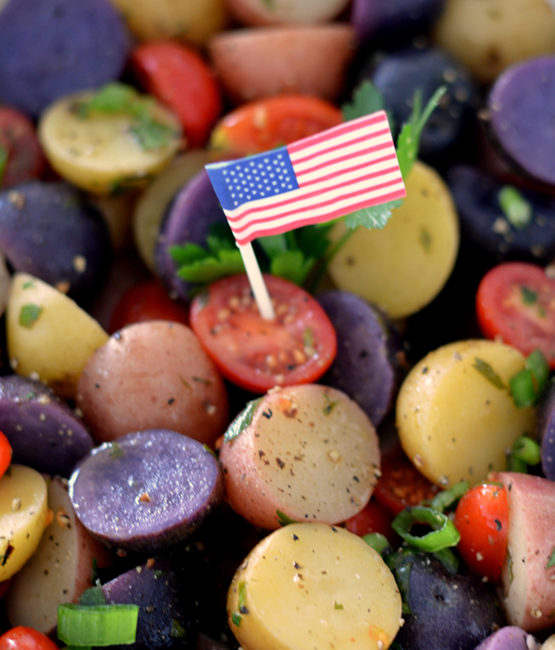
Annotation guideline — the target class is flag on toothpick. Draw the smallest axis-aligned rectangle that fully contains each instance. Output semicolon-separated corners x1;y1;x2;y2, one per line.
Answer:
205;110;406;319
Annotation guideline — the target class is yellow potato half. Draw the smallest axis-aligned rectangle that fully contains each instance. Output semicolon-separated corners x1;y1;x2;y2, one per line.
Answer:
0;465;48;582
327;161;459;319
6;273;109;399
396;340;536;488
39;90;182;195
228;523;402;650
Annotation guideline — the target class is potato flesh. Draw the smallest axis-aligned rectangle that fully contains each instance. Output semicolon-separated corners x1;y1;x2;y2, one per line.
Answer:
396;340;535;488
6;273;109;400
220;385;380;529
228;523;402;650
433;0;555;84
38;91;182;194
5;477;112;634
0;465;48;582
327;161;459;319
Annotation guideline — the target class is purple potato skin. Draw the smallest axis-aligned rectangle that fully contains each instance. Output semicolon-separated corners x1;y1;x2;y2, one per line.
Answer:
488;57;555;186
155;170;229;304
535;382;555;481
316;290;406;427
472;627;539;650
351;0;445;45
0;181;112;305
69;429;224;554
0;0;130;118
102;556;198;650
0;375;94;476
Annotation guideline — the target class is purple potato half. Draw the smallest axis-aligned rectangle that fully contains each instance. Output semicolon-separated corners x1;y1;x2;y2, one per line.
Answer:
535;382;555;481
102;555;199;650
472;626;540;650
317;290;406;427
155;169;229;304
487;56;555;186
0;181;112;305
0;375;94;476
69;429;224;554
0;0;130;118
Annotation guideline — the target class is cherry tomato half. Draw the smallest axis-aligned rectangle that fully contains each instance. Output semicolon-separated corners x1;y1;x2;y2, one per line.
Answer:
344;498;399;546
454;482;508;583
189;274;337;393
373;444;440;515
109;278;189;333
209;95;343;156
0;430;12;480
0;107;45;188
131;41;222;148
476;262;555;368
0;627;59;650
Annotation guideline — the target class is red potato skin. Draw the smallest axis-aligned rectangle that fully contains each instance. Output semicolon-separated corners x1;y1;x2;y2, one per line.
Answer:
492;471;555;632
76;321;229;447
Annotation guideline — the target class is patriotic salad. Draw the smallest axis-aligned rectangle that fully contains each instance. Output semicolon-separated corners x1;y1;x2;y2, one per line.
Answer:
1;1;555;650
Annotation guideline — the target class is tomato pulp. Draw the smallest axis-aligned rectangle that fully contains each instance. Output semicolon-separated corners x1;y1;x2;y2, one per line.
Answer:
190;274;337;393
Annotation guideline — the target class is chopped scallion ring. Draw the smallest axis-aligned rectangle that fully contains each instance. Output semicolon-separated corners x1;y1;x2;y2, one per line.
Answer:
391;506;460;552
57;604;139;647
362;532;391;555
430;481;469;513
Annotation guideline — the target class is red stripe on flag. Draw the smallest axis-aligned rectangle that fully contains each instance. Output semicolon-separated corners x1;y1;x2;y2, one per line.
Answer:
287;112;387;154
229;177;404;233
233;189;407;245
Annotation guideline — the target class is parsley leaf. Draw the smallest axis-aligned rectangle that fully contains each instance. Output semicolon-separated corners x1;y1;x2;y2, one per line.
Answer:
19;303;43;328
344;199;404;230
270;250;313;285
277;510;297;526
224;397;263;444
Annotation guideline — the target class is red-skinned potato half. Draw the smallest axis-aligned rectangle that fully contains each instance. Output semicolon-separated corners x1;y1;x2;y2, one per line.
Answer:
131;40;222;148
476;262;555;368
209;94;343;155
189;273;337;393
0;107;45;188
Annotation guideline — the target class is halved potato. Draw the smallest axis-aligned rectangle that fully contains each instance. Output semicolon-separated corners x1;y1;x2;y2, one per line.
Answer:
6;273;109;399
0;465;48;582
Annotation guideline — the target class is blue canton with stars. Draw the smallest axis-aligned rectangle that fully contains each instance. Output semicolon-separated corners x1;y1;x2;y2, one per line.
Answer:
205;147;299;212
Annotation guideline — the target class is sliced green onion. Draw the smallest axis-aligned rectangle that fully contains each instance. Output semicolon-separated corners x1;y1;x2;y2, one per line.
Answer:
57;604;139;647
433;548;459;574
526;349;550;391
498;185;533;229
430;481;469;513
391;506;460;552
362;532;391;555
509;349;550;408
508;436;541;472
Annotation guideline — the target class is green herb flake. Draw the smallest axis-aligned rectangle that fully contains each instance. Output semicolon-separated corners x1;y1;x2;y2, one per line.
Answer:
323;393;340;416
333;602;344;610
277;510;297;526
231;611;242;627
499;185;533;230
179;374;191;390
520;285;538;305
419;228;432;252
342;81;386;123
130;118;176;151
472;358;507;390
19;303;43;328
193;376;212;385
259;0;275;10
170;619;186;639
21;280;35;289
238;581;247;610
0;144;7;185
547;547;555;569
224;397;263;444
109;443;125;459
303;327;314;351
203;444;217;458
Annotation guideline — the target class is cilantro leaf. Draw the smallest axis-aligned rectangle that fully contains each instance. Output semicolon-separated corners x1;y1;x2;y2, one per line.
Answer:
169;243;209;266
344;199;404;230
256;233;288;258
176;249;244;283
270;250;314;285
342;81;385;121
19;303;43;328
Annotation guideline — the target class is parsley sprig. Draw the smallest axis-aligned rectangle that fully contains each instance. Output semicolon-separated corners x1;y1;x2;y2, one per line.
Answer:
75;82;178;151
171;81;445;293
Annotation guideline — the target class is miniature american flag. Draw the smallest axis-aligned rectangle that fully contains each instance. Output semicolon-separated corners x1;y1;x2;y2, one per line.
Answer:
205;110;406;246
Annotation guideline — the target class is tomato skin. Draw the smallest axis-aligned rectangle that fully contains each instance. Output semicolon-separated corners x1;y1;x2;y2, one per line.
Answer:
0;107;45;188
345;498;399;546
454;483;508;583
209;95;343;156
131;41;222;148
108;279;189;333
476;262;555;368
190;274;337;393
0;430;12;480
0;627;59;650
373;444;440;515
